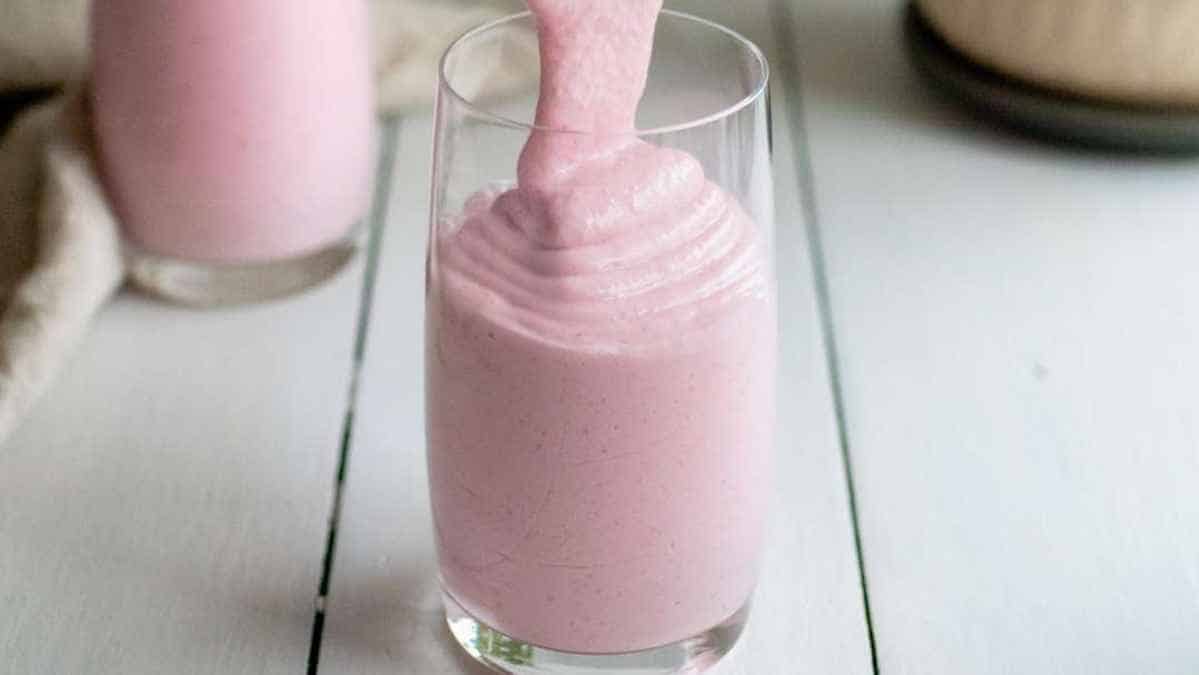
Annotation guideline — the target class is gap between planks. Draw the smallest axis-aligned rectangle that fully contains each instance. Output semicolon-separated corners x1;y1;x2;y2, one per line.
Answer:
307;118;404;675
770;2;882;672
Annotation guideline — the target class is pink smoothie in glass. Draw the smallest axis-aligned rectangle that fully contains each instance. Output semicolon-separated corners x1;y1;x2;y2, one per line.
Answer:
90;0;375;263
427;0;775;654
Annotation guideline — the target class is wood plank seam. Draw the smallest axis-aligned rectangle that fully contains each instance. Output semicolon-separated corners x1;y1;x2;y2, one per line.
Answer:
771;3;882;672
307;118;404;675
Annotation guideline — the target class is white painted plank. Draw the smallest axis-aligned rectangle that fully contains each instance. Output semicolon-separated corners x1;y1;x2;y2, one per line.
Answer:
787;0;1199;673
319;2;875;673
0;221;367;669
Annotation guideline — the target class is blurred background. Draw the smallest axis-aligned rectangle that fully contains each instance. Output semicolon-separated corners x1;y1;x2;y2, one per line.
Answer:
2;1;1197;674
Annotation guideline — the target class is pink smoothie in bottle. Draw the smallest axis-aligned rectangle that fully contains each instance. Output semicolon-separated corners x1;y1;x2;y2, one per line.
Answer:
427;0;775;654
90;0;375;263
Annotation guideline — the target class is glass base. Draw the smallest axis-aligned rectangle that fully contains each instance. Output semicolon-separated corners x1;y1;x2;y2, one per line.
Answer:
443;590;749;675
125;230;362;307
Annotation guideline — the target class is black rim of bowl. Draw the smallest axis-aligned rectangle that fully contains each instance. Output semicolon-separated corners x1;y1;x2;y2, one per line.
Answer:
904;2;1199;155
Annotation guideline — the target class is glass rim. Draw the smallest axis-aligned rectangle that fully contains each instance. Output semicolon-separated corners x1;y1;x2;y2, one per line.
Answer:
437;9;771;137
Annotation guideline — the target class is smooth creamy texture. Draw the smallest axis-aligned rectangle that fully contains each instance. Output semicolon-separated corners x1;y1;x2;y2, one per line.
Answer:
428;0;774;653
918;0;1199;107
92;0;375;262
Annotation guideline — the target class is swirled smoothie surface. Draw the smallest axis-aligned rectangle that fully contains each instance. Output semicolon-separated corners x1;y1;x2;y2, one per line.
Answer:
429;0;774;653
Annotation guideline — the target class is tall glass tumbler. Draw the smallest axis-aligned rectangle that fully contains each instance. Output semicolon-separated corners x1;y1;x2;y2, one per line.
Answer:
426;11;776;674
90;0;376;306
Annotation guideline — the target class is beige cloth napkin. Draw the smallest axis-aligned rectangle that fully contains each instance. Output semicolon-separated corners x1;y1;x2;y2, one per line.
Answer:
0;91;123;437
0;0;531;445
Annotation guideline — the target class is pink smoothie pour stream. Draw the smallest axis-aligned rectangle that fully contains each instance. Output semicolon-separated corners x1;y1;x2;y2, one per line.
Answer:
428;0;775;654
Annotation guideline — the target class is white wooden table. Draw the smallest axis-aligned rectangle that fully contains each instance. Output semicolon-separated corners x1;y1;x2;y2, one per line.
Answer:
4;0;1197;673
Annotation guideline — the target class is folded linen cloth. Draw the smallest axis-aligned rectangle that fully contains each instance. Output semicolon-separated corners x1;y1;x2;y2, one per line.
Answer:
0;90;123;438
0;0;89;93
0;0;531;445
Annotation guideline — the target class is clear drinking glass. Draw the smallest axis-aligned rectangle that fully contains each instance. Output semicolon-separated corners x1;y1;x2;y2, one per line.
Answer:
90;0;376;306
427;10;775;674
